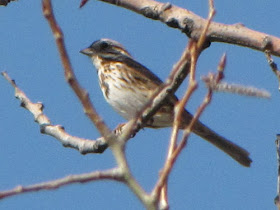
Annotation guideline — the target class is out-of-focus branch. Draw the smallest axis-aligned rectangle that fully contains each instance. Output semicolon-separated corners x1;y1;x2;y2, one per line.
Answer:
203;77;271;98
80;0;280;57
0;168;123;200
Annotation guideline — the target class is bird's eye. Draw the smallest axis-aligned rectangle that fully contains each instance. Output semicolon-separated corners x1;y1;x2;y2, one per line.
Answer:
100;42;109;50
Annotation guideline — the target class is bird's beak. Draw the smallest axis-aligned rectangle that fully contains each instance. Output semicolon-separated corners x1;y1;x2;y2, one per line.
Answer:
80;47;94;56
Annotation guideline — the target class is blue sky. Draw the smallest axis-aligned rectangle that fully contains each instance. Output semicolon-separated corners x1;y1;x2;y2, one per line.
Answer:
1;0;280;209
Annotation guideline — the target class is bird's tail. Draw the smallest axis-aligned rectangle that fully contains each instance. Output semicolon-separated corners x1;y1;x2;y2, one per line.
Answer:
183;112;252;167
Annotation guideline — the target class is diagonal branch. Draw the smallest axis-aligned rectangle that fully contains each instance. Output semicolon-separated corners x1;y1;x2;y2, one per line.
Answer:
42;0;113;144
1;71;108;154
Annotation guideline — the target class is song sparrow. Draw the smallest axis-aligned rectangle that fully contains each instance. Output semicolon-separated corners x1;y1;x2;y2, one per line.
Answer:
80;38;251;167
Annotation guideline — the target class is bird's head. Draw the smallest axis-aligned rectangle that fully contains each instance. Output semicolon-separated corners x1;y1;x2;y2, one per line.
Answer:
80;38;131;59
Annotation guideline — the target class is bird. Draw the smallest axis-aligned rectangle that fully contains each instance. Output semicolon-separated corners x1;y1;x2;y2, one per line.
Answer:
80;38;252;167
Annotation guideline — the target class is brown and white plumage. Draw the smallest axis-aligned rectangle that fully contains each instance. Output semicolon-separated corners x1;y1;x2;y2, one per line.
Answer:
80;38;252;167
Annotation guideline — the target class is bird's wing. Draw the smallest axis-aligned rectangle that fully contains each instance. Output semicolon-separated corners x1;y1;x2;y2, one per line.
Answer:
114;55;164;86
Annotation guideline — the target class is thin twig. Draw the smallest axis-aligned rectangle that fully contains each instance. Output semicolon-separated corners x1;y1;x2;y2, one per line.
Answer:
0;168;123;200
203;78;271;98
153;2;216;206
174;47;225;168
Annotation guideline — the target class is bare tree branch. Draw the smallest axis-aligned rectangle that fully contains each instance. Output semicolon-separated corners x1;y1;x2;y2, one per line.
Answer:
80;0;280;57
1;71;108;154
0;168;123;200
